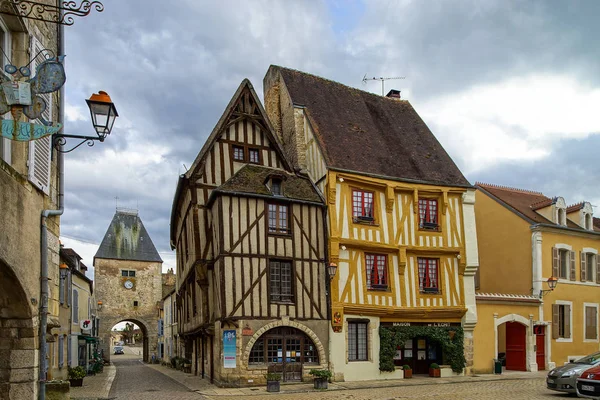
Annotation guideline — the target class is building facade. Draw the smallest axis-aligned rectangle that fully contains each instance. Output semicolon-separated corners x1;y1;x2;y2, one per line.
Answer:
94;209;163;363
0;11;62;400
264;66;479;380
170;80;328;386
473;183;600;373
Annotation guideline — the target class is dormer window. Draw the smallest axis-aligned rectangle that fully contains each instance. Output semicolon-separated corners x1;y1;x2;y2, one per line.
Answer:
585;213;593;230
271;178;282;196
558;208;566;226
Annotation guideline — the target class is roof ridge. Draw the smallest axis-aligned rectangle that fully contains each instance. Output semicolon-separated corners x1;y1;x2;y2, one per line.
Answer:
274;65;409;103
530;197;555;210
476;182;544;195
566;201;585;212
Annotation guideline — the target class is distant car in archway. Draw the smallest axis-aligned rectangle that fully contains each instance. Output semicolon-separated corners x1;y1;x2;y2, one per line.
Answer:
113;346;124;355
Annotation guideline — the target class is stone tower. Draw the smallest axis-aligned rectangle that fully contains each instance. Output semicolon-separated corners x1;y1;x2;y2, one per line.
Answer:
94;209;163;362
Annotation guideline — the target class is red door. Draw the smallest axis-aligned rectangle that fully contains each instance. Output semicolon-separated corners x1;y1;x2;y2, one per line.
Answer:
505;322;526;371
535;325;545;370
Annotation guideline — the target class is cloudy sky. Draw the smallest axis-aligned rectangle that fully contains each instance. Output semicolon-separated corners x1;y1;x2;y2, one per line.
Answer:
59;0;600;280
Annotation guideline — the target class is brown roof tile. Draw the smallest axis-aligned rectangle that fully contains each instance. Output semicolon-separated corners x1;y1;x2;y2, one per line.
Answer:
566;202;585;213
475;183;552;224
273;66;470;188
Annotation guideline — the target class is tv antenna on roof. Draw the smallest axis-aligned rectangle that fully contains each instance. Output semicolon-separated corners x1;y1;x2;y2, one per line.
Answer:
362;74;406;96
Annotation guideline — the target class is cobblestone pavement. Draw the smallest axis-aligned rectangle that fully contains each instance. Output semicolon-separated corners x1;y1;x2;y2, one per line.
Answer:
202;378;569;400
109;357;204;400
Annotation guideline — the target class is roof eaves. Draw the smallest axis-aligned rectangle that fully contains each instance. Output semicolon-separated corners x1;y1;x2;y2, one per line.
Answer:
475;185;537;225
332;166;474;189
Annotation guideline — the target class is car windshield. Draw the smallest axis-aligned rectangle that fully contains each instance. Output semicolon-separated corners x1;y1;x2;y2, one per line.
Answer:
114;346;122;350
574;352;600;365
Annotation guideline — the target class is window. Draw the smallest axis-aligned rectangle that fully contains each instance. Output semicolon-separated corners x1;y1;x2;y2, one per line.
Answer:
248;327;319;367
557;208;566;226
552;303;571;339
249;148;260;163
72;290;79;324
585;306;598;340
586;214;593;230
122;270;135;277
58;336;64;368
559;249;569;279
418;199;438;229
352;190;374;222
133;301;139;307
582;252;596;282
269;260;293;303
348;321;368;361
418;258;439;293
365;254;388;289
233;145;244;161
0;18;11;164
270;178;282;195
268;203;289;234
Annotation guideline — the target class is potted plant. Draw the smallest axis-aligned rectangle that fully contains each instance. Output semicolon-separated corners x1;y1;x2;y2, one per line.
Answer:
265;372;281;392
403;364;412;379
309;369;332;389
68;366;86;387
429;363;441;378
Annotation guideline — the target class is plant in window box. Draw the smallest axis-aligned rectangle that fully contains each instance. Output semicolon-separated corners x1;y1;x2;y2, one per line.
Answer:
422;287;439;294
421;221;438;230
68;366;86;387
403;364;413;378
429;363;441;378
355;215;374;224
309;369;332;389
265;373;281;392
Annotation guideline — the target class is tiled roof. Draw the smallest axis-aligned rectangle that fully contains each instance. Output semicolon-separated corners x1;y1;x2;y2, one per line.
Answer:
273;66;471;188
214;165;323;204
95;210;163;263
594;217;600;230
566;202;585;213
475;183;552;224
476;292;541;303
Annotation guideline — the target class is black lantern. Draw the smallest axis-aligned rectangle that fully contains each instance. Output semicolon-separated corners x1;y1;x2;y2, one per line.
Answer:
547;276;558;291
327;263;338;280
86;90;118;141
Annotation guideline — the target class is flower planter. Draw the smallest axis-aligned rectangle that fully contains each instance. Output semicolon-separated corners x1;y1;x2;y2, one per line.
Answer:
266;380;280;392
429;368;441;378
314;377;328;389
404;369;412;378
46;380;70;400
69;378;83;387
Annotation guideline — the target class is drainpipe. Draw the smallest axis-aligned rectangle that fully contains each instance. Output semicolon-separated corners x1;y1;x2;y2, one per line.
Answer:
39;14;65;400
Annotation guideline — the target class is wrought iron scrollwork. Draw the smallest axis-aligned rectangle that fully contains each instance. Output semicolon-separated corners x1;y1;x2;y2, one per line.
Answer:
0;1;104;26
53;134;97;153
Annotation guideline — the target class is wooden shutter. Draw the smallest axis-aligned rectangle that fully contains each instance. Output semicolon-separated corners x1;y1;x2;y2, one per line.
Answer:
552;247;559;277
552;304;560;339
581;252;587;282
597;255;600;284
569;251;576;281
564;304;571;338
72;290;78;323
58;336;64;368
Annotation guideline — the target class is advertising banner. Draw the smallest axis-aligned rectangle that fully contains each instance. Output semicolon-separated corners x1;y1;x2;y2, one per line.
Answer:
223;330;236;368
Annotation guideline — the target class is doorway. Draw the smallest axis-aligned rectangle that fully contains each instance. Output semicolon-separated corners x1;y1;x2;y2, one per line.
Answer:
534;325;545;371
505;322;526;371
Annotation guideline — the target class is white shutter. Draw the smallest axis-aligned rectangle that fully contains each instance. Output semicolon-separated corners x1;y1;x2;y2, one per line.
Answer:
27;34;53;194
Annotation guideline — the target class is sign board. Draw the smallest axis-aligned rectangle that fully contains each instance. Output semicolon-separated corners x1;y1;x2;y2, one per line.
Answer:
381;322;461;327
223;330;236;368
80;319;92;334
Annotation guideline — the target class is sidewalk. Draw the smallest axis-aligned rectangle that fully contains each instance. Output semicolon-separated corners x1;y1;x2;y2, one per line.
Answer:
144;364;547;397
69;364;116;400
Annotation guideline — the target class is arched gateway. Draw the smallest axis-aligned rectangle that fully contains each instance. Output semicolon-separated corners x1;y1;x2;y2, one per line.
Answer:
94;209;163;363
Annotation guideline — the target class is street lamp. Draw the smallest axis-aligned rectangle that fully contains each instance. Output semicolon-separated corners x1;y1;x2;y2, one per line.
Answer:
53;91;118;152
97;301;103;311
537;276;559;298
327;262;338;281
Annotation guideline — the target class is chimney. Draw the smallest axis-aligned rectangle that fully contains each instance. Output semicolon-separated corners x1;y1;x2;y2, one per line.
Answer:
386;89;401;99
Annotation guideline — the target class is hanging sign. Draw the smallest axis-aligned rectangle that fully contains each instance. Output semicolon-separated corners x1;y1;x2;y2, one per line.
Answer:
80;319;92;334
1;120;62;141
223;330;236;368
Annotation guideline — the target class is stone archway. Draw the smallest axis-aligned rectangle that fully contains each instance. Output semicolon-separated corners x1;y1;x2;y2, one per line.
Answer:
243;320;327;369
495;314;536;372
0;260;36;400
101;317;154;364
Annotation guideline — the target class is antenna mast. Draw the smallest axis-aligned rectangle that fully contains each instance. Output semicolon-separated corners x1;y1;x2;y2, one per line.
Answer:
362;74;406;96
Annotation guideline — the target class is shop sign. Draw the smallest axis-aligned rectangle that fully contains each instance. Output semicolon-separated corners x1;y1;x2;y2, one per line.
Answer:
242;324;253;336
384;322;460;327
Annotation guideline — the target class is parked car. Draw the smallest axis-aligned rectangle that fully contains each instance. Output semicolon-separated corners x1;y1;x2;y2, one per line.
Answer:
577;364;600;399
547;352;600;394
113;346;124;355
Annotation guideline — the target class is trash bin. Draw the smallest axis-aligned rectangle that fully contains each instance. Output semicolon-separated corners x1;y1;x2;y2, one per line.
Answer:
493;359;502;374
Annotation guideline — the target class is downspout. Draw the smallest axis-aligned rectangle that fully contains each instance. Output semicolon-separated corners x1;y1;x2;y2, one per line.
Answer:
39;12;65;400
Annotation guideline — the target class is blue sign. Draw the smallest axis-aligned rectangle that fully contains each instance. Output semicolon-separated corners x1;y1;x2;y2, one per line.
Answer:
1;119;61;141
223;330;236;368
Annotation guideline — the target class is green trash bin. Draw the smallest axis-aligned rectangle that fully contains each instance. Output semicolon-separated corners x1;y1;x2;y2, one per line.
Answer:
493;359;502;374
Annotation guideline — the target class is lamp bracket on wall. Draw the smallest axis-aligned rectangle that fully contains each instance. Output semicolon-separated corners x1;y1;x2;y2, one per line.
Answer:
0;0;104;26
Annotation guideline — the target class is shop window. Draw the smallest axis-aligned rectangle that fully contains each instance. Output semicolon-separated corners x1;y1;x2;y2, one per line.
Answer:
233;145;244;161
418;258;439;293
585;306;598;340
248;327;319;370
269;260;293;303
249;148;260;163
552;303;571;339
122;270;135;277
352;189;374;223
268;203;289;234
365;254;387;290
348;321;368;361
418;198;438;230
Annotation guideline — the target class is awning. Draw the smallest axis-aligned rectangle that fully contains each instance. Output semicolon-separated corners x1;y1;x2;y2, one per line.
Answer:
78;335;99;343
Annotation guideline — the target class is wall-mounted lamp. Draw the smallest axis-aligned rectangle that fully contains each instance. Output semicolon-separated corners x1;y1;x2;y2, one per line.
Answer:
537;276;559;298
97;301;103;311
327;263;338;281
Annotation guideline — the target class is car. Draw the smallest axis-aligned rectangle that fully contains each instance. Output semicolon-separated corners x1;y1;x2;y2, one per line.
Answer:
577;364;600;399
547;351;600;394
113;346;124;355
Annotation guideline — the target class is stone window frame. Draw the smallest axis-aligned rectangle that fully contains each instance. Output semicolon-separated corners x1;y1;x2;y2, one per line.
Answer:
583;303;599;343
554;300;573;343
345;318;372;363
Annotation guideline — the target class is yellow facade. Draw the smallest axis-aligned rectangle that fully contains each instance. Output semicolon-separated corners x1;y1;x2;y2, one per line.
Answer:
474;185;600;373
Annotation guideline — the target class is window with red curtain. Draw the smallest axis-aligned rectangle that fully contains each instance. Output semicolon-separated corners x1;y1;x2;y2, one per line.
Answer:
365;254;387;289
418;199;438;229
418;258;439;293
353;190;374;221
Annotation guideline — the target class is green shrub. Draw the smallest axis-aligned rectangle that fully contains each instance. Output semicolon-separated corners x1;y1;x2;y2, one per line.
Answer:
67;366;86;379
402;364;412;370
430;363;440;369
264;373;281;381
309;369;332;379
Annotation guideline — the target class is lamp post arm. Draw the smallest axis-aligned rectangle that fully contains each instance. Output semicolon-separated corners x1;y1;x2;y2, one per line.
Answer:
52;133;103;153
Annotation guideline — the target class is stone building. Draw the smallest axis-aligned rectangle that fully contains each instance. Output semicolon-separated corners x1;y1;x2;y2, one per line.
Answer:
94;209;163;363
0;10;62;400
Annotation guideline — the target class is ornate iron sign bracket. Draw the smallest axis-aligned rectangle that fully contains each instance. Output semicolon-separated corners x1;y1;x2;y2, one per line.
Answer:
0;0;104;26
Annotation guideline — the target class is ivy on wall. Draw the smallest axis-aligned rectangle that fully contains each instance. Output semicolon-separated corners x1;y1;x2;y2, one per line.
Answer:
379;326;466;373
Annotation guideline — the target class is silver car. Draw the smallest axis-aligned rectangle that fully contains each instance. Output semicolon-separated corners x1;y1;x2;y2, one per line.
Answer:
547;352;600;394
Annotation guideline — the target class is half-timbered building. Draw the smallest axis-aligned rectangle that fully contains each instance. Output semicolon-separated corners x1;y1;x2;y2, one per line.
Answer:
264;66;479;380
170;80;328;386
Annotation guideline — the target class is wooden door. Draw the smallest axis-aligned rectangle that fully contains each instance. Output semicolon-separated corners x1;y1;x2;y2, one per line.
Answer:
505;322;526;371
535;325;545;370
